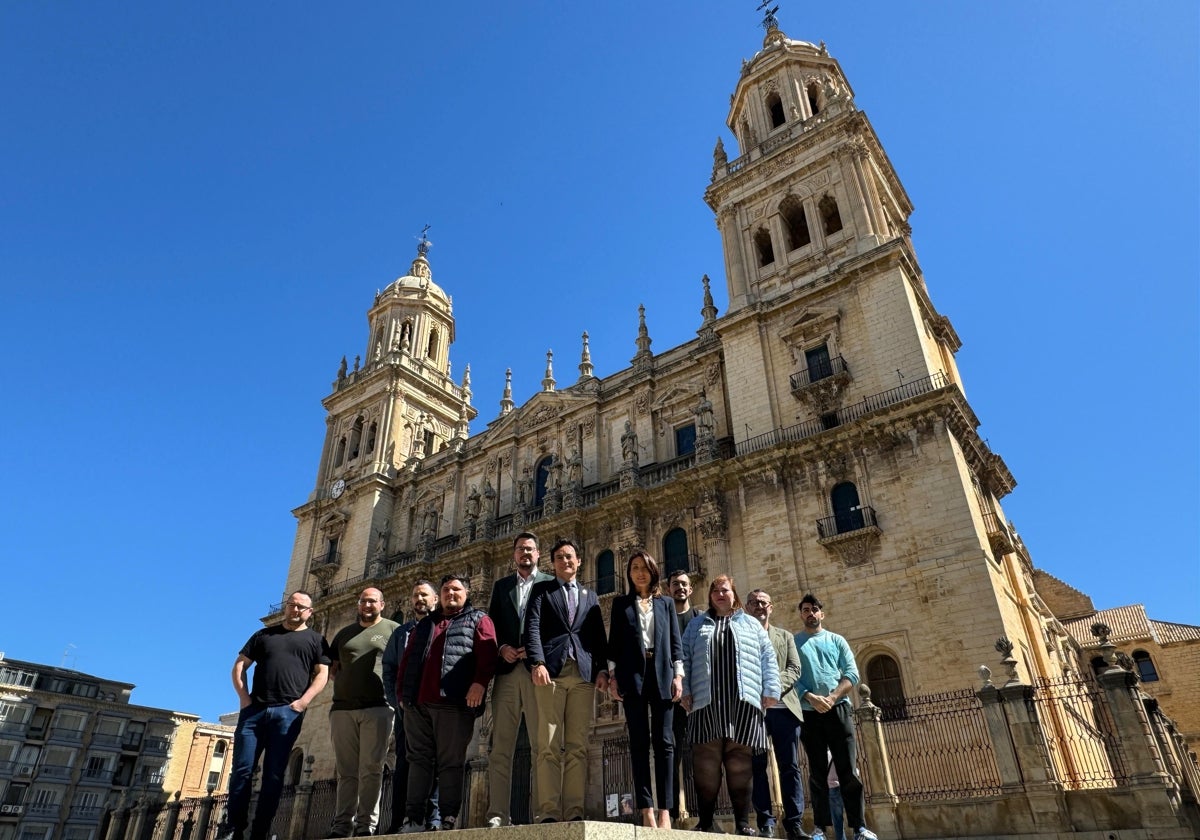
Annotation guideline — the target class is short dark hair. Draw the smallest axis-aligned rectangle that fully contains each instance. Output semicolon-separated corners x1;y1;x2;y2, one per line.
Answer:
550;538;581;559
514;531;539;549
799;592;823;611
626;550;662;596
440;573;471;591
667;569;691;583
413;579;436;592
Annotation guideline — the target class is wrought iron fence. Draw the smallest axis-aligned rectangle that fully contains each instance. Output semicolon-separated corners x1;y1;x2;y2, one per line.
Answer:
1032;674;1128;789
875;689;1001;799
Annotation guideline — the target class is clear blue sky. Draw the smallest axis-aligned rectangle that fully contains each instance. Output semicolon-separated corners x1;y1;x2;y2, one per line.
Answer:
2;2;1196;722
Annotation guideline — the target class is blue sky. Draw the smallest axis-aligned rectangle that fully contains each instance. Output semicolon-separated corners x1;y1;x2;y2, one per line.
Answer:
1;2;1196;722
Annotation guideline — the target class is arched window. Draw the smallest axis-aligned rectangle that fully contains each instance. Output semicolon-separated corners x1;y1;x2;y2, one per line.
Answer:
831;482;864;534
806;82;822;116
333;437;347;468
1090;656;1108;676
780;197;811;250
663;528;689;575
596;550;616;596
400;320;413;347
754;227;775;267
534;456;553;507
766;92;786;129
819;194;843;235
426;329;440;360
213;740;227;758
348;417;364;460
366;422;378;454
865;654;906;720
1132;650;1159;682
286;750;304;786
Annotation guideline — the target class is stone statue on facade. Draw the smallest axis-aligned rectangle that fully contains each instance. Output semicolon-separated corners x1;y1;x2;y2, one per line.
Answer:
621;420;639;468
565;446;582;486
372;521;390;561
422;504;439;537
465;485;481;520
696;390;715;442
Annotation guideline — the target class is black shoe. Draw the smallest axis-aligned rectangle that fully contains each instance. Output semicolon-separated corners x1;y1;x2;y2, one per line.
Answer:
540;818;557;824
570;817;583;822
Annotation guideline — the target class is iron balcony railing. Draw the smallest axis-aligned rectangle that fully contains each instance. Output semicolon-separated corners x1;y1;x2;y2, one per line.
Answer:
817;506;879;539
789;354;850;391
37;764;72;780
143;737;170;755
738;372;948;458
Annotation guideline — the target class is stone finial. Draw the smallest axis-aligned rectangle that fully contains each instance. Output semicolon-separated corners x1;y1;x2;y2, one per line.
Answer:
995;636;1020;686
337;356;348;380
499;368;514;416
978;665;993;688
353;355;361;372
857;682;876;707
701;274;718;325
578;331;595;381
542;350;557;392
462;363;472;400
1091;621;1119;669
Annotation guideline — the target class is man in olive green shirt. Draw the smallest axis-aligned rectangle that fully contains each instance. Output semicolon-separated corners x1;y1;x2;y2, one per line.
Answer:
329;587;399;837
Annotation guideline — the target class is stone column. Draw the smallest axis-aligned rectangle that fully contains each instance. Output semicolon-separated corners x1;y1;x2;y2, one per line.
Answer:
160;794;181;840
195;793;217;840
852;689;898;839
976;684;1023;791
996;682;1069;833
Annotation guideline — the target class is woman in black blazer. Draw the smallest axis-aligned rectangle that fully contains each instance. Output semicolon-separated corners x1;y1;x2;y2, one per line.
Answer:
607;550;683;828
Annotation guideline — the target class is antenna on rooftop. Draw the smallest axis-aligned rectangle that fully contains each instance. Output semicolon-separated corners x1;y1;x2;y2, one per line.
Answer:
757;0;781;30
61;643;77;669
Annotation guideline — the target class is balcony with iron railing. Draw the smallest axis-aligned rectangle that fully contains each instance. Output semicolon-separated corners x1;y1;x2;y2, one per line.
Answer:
88;732;123;750
0;720;27;739
48;726;84;744
789;354;851;394
981;511;1014;555
68;805;103;822
142;736;170;756
26;801;60;818
137;769;166;786
817;506;880;540
78;766;114;786
739;372;948;458
36;764;73;781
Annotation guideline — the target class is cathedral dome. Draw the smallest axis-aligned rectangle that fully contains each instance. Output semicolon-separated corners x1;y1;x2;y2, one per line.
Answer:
381;242;450;307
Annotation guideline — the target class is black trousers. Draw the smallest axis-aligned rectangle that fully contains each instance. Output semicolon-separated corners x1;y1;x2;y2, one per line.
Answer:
799;704;865;831
621;668;676;810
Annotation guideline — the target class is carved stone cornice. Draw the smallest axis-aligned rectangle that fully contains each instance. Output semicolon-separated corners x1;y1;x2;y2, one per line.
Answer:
818;525;881;566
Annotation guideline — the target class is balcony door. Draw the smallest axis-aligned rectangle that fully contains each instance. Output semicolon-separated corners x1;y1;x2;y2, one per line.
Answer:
831;482;864;534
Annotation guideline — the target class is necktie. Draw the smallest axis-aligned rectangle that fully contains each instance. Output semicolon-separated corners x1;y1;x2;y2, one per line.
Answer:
566;583;578;624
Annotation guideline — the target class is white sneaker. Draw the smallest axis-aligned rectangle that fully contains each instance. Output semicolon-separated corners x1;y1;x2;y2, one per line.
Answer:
854;829;878;840
486;818;503;829
400;821;425;835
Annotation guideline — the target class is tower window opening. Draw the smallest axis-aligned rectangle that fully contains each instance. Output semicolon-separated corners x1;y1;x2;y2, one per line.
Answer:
349;417;364;461
766;92;786;129
781;198;811;250
820;195;843;235
366;422;378;454
426;329;440;360
1132;650;1159;682
754;228;775;267
333;437;347;467
807;82;822;116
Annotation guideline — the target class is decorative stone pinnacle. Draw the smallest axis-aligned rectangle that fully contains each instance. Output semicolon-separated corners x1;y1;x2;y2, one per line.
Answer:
633;304;653;360
499;368;514;416
1091;621;1119;669
994;637;1020;686
578;331;595;381
542;350;557;392
701;274;718;325
462;363;472;396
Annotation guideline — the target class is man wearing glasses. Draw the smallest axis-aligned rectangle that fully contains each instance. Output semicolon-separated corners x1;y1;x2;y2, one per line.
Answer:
746;589;807;840
224;591;330;840
328;587;400;837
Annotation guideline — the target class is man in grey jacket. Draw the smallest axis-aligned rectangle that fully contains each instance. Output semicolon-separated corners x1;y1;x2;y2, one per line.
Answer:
747;589;808;840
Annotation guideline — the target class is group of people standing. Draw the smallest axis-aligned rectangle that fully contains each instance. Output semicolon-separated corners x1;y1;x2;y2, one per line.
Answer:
218;531;878;840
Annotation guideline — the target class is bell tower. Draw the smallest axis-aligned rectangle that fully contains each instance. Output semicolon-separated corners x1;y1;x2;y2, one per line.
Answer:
284;234;477;599
706;25;912;312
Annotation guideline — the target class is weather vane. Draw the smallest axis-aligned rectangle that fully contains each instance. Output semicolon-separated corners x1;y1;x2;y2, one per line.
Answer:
417;224;432;255
757;0;780;31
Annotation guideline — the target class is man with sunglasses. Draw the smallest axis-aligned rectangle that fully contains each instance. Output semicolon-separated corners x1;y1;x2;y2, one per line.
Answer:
223;591;330;840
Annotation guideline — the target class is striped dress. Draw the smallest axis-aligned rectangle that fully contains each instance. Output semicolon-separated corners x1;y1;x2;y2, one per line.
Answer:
687;613;768;750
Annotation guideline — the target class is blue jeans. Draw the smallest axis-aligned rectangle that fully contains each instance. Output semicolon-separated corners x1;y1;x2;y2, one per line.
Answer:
828;787;846;840
752;708;805;835
227;703;305;840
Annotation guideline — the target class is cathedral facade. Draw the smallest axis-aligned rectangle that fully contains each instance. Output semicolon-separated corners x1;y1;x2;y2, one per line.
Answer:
275;25;1087;795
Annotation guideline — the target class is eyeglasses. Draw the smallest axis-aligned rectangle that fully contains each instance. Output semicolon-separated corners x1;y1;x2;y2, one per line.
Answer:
747;599;772;608
285;602;313;612
358;599;380;605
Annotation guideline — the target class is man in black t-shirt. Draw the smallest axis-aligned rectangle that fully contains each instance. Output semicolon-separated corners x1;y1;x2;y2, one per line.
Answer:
222;591;330;840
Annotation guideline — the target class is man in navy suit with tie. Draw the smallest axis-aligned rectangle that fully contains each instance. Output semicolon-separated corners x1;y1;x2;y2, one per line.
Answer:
523;538;610;822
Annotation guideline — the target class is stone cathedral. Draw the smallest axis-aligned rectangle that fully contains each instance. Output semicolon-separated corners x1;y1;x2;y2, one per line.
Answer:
275;23;1093;809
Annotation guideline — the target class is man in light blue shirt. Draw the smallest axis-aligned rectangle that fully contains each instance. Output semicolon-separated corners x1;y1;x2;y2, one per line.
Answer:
794;594;877;840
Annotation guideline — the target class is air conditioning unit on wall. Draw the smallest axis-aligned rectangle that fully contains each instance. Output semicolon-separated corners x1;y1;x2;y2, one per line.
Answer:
17;765;33;776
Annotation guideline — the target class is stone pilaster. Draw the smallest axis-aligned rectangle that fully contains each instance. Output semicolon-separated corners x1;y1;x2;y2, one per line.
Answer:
853;689;899;838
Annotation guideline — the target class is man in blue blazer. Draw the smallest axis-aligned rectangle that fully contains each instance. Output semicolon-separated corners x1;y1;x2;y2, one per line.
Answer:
523;538;609;822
